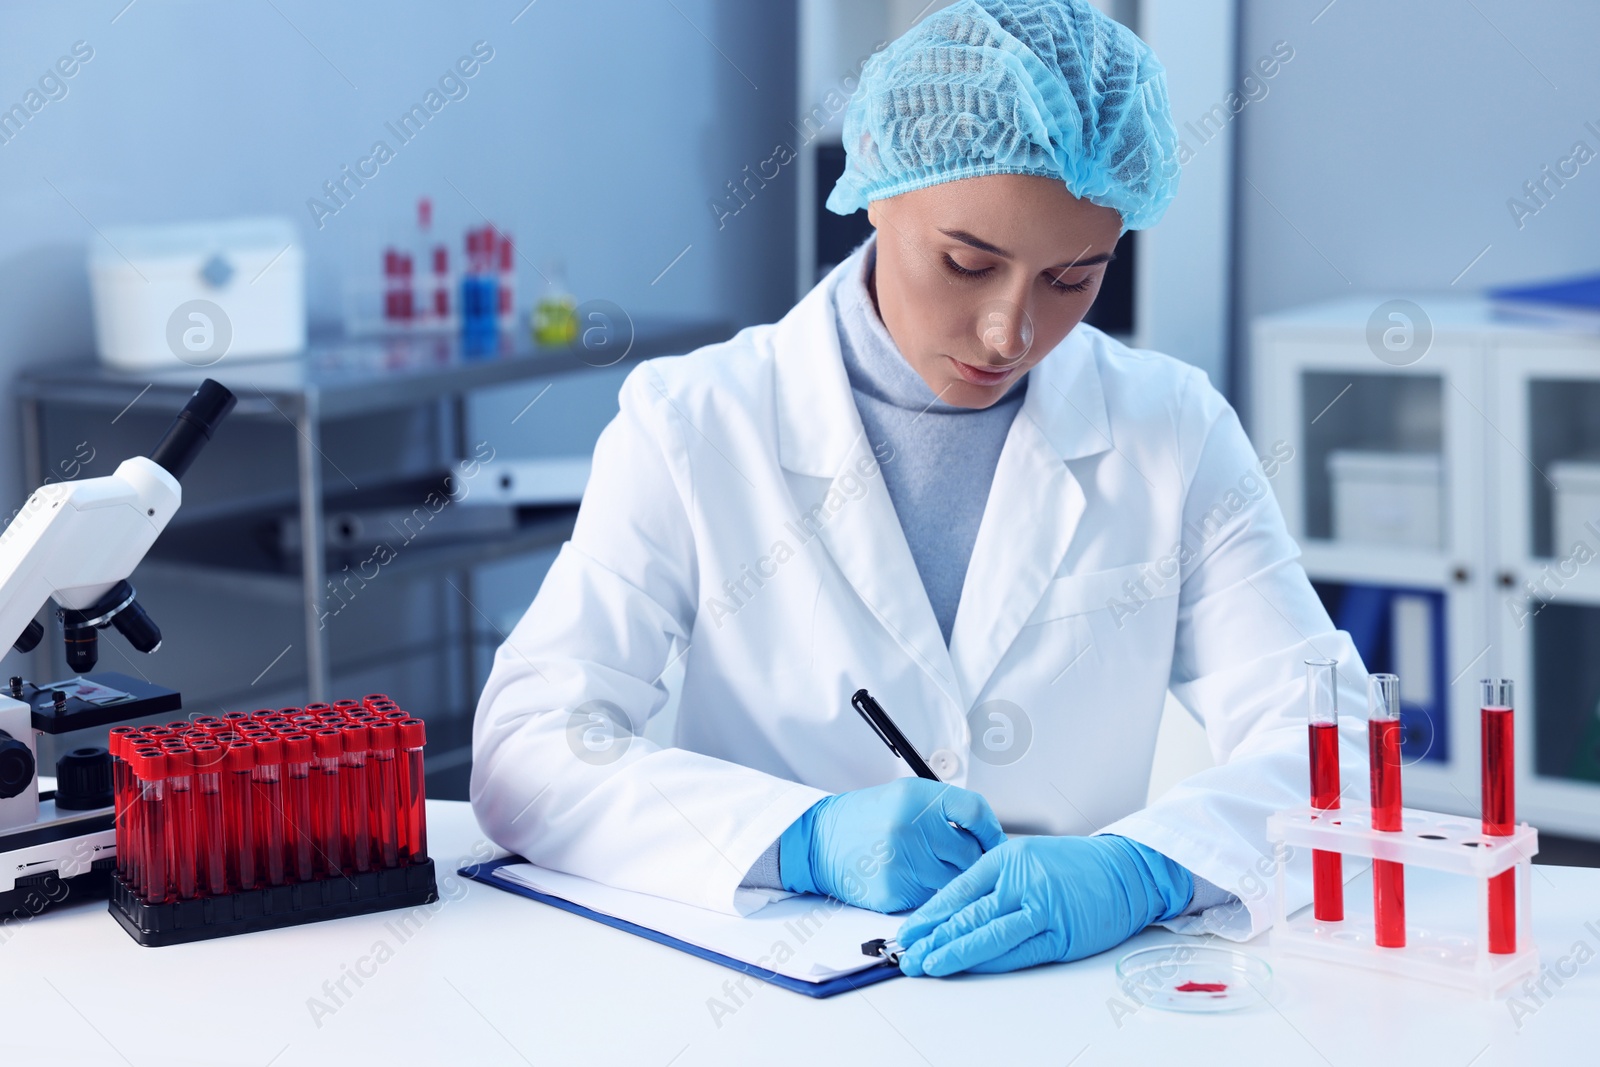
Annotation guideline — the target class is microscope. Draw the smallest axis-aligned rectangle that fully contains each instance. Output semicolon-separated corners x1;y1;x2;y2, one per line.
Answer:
0;380;234;921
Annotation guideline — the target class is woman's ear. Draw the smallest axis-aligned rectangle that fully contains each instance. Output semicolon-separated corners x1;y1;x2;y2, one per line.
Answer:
866;201;878;228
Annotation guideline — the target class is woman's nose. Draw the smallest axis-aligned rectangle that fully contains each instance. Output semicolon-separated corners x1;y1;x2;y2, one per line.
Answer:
976;296;1036;367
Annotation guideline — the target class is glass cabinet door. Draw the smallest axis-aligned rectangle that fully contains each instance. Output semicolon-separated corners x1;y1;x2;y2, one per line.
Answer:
1491;339;1600;838
1254;325;1487;813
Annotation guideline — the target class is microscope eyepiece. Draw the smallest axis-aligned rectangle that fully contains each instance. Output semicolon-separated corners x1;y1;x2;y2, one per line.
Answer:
148;378;237;481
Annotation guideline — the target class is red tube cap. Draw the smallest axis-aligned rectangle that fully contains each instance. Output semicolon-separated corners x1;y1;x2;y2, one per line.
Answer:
304;703;332;714
135;749;168;779
282;733;313;762
399;718;426;748
367;721;398;753
340;722;369;752
225;741;255;772
313;728;344;760
255;736;283;765
188;743;225;771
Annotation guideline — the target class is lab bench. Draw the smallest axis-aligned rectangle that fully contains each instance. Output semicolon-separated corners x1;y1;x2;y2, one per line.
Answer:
3;799;1594;1064
13;317;729;786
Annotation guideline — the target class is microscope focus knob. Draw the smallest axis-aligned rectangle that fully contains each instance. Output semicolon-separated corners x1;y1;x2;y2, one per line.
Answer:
0;729;35;800
55;746;113;809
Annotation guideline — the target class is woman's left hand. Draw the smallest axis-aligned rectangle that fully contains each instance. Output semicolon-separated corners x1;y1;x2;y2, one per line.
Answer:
894;834;1195;976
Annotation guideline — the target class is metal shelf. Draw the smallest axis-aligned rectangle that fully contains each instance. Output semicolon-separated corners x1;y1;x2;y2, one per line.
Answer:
17;316;730;705
13;316;726;421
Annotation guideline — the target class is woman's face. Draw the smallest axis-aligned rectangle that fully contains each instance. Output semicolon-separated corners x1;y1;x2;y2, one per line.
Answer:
867;173;1124;410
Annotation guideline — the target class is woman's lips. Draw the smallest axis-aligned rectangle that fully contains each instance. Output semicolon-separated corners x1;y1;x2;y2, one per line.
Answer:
949;356;1013;387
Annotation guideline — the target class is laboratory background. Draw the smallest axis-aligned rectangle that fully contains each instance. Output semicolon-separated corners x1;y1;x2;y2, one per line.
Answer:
3;0;1600;1062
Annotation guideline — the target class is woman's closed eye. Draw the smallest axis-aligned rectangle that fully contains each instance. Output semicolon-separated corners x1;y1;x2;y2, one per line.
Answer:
942;253;1094;294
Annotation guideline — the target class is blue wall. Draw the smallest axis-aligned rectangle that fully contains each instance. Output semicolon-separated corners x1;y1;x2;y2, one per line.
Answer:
1236;0;1600;395
0;0;797;722
0;0;799;497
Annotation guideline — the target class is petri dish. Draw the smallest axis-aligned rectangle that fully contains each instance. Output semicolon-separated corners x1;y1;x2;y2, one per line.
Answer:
1114;944;1274;1013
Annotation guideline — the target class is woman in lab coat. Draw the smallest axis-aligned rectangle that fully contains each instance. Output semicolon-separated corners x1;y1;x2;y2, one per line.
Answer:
472;0;1366;976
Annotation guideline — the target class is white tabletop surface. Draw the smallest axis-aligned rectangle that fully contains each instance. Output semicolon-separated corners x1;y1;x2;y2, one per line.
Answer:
2;800;1595;1067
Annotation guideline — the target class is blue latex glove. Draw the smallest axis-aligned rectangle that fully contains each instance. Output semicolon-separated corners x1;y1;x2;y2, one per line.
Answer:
895;835;1194;976
779;779;1007;913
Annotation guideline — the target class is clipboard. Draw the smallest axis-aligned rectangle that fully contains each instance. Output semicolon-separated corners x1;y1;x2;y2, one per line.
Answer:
461;857;903;998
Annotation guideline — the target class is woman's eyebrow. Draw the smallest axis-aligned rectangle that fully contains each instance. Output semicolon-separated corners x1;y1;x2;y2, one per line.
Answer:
938;228;1116;270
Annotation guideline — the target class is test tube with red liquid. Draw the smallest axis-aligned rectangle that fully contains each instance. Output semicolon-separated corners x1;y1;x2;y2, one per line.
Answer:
1305;658;1343;921
1481;678;1516;954
281;733;316;883
108;729;134;878
165;746;199;900
367;722;402;868
399;718;427;863
190;743;228;895
136;749;171;905
1368;673;1405;947
224;742;258;891
312;728;344;876
253;736;288;886
340;723;373;873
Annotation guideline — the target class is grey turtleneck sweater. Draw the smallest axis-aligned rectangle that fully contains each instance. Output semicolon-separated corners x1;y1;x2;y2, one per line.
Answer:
835;235;1027;644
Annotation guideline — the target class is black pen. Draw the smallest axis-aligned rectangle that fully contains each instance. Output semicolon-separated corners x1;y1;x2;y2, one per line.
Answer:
851;688;941;782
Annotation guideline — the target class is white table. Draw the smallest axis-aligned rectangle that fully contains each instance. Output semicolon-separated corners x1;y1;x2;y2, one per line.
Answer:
2;801;1594;1066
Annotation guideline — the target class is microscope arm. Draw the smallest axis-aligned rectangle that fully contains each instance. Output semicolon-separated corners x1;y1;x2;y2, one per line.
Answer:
0;457;182;650
0;379;236;662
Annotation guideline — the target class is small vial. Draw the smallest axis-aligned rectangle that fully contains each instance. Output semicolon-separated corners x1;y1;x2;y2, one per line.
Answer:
136;749;171;905
340;723;372;873
1306;658;1343;922
399;718;428;864
1368;674;1405;948
253;736;287;886
108;728;135;880
281;733;316;883
1481;679;1516;954
126;745;159;891
165;746;199;901
190;742;227;896
497;233;516;333
312;728;345;877
224;741;258;891
367;722;401;868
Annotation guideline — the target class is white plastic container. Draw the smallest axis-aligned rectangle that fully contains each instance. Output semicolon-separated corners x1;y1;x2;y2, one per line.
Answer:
1328;450;1443;550
88;217;305;370
1550;459;1600;556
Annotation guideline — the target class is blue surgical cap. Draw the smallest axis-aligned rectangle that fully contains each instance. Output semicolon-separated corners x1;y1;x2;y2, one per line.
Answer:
826;0;1180;233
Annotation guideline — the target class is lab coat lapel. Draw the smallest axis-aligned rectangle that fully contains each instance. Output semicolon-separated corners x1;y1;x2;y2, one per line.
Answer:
771;254;961;707
949;334;1113;705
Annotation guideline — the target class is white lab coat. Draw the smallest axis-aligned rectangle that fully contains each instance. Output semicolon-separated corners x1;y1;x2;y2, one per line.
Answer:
471;248;1371;940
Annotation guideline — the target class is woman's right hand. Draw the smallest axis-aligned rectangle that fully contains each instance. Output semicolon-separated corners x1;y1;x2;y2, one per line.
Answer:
777;778;1007;912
